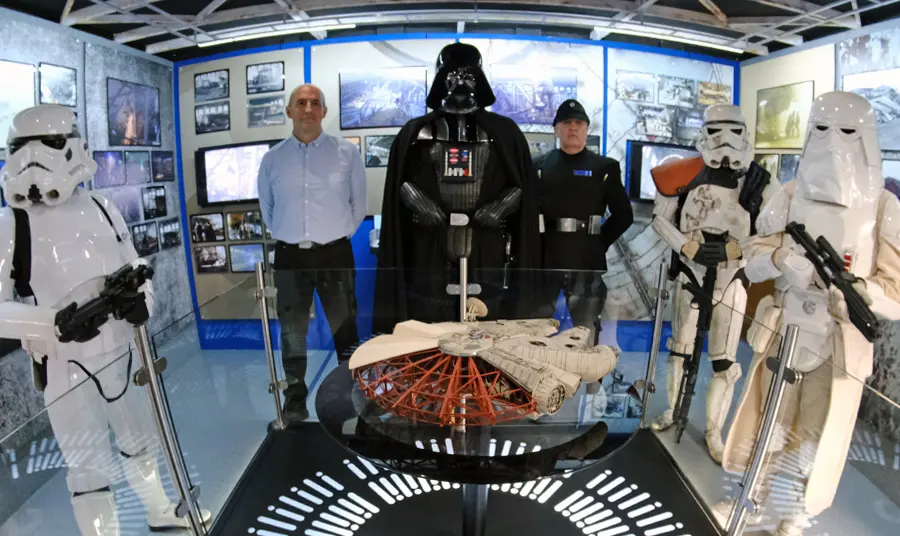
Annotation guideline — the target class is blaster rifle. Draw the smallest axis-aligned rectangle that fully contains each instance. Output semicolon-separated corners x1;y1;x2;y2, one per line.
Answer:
784;222;880;342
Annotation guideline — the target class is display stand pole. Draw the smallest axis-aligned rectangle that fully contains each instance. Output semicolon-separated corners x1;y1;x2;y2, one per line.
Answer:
459;257;469;322
640;262;669;429
256;262;285;431
133;324;208;535
462;482;489;536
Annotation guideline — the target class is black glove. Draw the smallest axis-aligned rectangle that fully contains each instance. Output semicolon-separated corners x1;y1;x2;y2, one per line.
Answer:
399;182;446;226
473;187;522;228
692;242;728;267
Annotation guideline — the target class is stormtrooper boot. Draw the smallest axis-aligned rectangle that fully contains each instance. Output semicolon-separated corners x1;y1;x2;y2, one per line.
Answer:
651;354;684;431
774;514;811;536
120;450;212;530
71;489;119;536
705;362;742;464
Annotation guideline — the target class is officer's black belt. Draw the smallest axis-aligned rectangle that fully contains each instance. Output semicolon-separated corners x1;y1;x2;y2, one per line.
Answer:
544;216;602;235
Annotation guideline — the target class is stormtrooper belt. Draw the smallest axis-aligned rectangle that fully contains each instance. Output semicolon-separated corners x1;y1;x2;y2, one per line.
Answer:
541;215;603;234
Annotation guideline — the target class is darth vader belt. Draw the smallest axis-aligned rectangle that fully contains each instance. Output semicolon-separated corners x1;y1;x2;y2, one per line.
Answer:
540;215;603;234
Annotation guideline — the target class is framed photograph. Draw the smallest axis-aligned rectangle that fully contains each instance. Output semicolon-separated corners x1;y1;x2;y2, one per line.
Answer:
587;135;601;154
364;135;394;168
39;63;76;107
158;218;182;250
246;62;284;95
636;104;675;138
753;153;780;179
675;108;704;142
0;60;36;151
194;69;229;103
195;245;227;274
842;68;900;151
779;153;801;184
525;133;556;159
142;185;167;220
124;151;151;185
151;151;175;182
698;81;732;106
489;65;578;126
107;77;161;147
195;102;230;135
344;136;362;153
755;81;814;149
657;75;697;108
248;95;286;128
226;210;264;241
229;243;265;273
108;187;142;224
190;213;225;243
615;70;655;103
92;151;126;188
131;221;159;257
339;68;427;130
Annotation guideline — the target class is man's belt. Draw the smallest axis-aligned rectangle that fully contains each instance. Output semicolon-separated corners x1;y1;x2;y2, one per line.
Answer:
278;237;348;250
540;215;603;235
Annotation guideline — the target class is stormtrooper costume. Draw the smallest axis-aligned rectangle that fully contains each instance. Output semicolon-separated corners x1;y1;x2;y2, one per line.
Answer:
649;104;770;463
719;91;900;535
0;105;210;535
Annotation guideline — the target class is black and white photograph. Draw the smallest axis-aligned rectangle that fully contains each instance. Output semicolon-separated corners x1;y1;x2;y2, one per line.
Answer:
339;68;427;129
191;213;225;243
344;136;362;153
778;153;801;184
489;65;578;126
525;133;556;159
131;221;159;257
246;62;284;95
698;81;732;106
227;211;264;241
194;69;229;103
675;108;704;141
0;60;36;152
151;151;175;182
615;70;655;103
195;102;230;135
365;135;395;168
755;81;814;149
195;245;227;274
657;75;696;108
636;104;675;138
93;151;126;188
107;77;161;147
125;151;151;185
108;187;142;224
229;243;265;273
753;153;780;179
158;218;182;250
842;68;900;151
247;95;286;128
142;185;167;220
39;63;76;107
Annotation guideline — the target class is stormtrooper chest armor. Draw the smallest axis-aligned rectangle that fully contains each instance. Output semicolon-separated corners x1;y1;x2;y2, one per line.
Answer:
678;179;751;240
27;190;129;309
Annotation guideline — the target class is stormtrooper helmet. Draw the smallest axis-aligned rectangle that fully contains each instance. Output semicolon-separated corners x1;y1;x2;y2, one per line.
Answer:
695;104;752;171
425;43;496;114
1;105;94;208
796;91;882;209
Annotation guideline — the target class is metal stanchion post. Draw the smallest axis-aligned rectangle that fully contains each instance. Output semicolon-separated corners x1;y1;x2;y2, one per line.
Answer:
640;262;669;429
459;257;469;322
133;324;208;535
256;262;286;431
726;324;800;536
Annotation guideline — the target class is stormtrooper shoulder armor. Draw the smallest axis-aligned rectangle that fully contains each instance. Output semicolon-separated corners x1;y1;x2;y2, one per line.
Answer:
755;182;795;236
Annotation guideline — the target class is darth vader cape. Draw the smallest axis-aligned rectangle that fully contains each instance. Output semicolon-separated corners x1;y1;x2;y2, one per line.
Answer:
373;109;541;333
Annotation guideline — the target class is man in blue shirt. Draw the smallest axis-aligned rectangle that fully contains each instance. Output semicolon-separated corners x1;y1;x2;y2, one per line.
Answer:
258;83;366;422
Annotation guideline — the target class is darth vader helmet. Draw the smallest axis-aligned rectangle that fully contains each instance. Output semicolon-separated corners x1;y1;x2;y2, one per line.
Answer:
426;43;496;113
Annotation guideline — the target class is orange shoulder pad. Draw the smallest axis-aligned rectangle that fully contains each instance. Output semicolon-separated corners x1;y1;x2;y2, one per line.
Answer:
650;156;705;197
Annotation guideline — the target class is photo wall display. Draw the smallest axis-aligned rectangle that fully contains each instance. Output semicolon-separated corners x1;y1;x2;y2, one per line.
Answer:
189;210;273;274
142;185;167;220
190;213;225;243
364;135;395;168
229;243;266;273
95;150;175;188
39;63;76;107
107;77;161;147
339;68;428;130
158;218;182;250
151;151;175;182
108;186;143;224
227;211;264;241
755;81;814;150
194;69;229;103
131;221;159;257
125;151;151;185
195;245;228;274
247;62;285;95
195;102;230;135
753;153;780;180
0;60;36;153
344;136;362;153
248;95;286;128
488;65;578;126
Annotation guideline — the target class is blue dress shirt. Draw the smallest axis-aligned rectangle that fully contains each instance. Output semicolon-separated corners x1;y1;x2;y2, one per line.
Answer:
257;132;367;245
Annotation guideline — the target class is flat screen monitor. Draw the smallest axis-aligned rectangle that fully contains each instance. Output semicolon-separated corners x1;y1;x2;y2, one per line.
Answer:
626;140;699;202
195;140;280;207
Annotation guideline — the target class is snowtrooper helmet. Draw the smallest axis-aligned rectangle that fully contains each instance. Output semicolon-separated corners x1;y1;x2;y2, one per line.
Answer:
1;105;94;208
796;91;882;209
696;104;752;171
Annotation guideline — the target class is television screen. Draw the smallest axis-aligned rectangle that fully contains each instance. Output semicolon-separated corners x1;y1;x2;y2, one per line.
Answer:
93;151;125;188
626;140;699;201
195;140;279;206
489;65;577;126
339;68;427;129
229;243;265;273
107;78;161;147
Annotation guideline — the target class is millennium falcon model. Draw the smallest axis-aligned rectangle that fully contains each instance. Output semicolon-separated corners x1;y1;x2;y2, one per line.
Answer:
350;300;619;426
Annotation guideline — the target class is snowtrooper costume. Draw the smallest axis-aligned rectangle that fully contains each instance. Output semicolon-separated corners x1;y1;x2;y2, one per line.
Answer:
0;105;210;534
718;91;900;535
649;104;770;463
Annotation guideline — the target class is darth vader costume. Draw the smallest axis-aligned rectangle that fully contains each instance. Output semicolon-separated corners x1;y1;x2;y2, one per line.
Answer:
373;43;540;331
